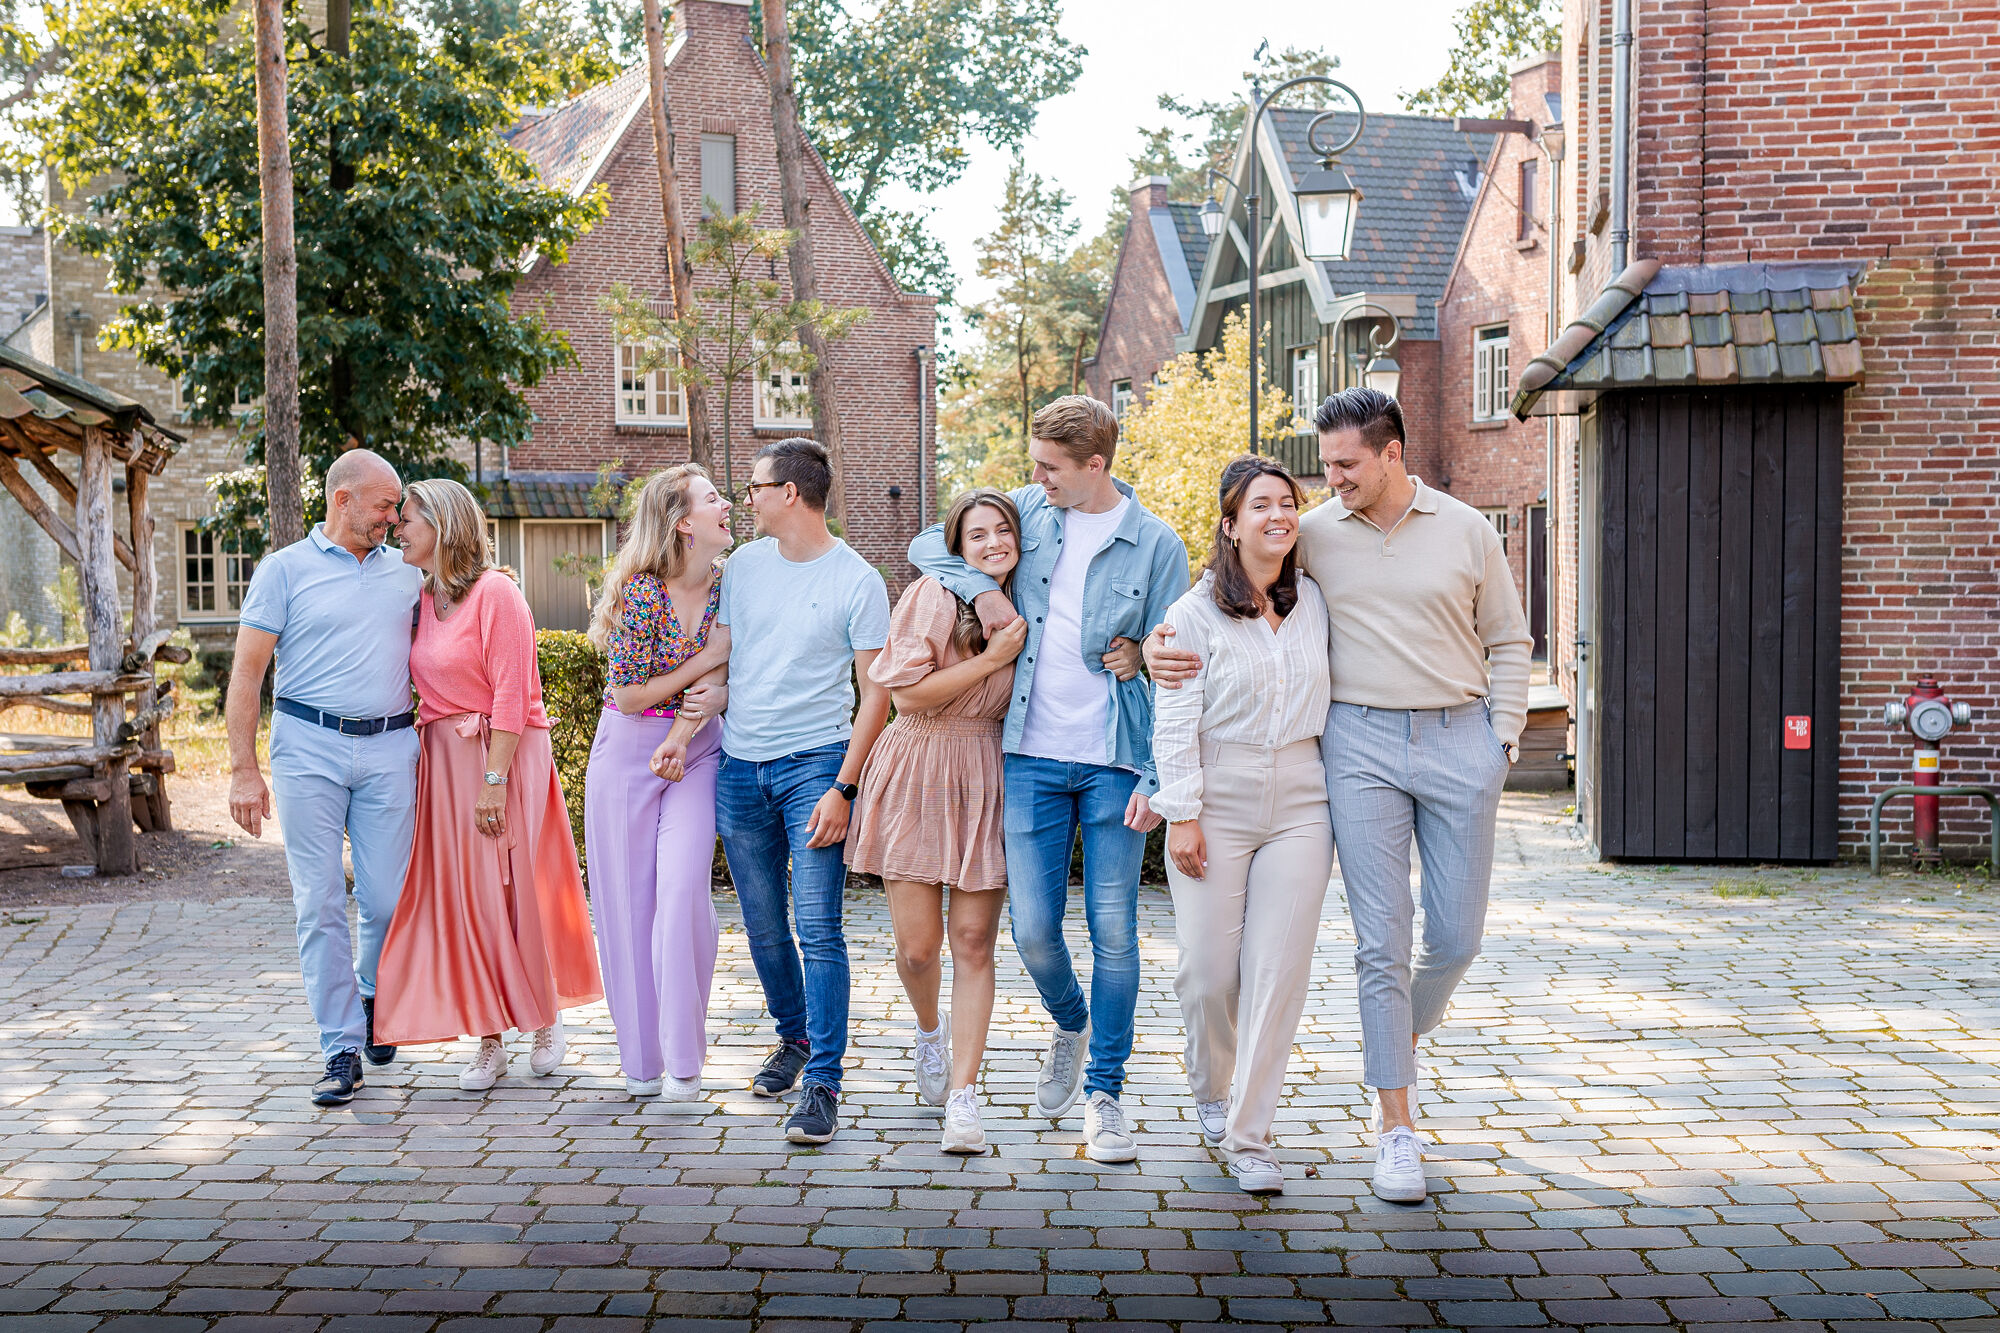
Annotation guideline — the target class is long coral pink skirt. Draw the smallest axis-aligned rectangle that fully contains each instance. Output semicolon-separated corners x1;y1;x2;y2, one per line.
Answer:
375;716;603;1045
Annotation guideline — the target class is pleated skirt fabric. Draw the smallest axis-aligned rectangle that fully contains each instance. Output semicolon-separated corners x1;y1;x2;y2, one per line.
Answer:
846;712;1006;893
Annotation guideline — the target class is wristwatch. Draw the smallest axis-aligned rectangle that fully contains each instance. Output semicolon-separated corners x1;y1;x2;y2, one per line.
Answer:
484;770;508;786
830;781;858;802
1500;743;1517;764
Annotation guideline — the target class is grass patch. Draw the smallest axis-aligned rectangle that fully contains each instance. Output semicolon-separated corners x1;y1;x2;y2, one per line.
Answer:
1712;878;1785;899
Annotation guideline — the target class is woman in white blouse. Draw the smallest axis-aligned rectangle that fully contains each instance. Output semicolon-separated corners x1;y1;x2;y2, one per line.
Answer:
1152;455;1333;1195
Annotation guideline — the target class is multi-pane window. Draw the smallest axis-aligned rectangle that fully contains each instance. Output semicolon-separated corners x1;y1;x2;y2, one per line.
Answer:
180;525;255;618
1473;324;1511;421
1111;379;1133;421
616;334;685;424
1290;346;1320;430
754;342;812;426
700;134;736;219
1479;506;1511;553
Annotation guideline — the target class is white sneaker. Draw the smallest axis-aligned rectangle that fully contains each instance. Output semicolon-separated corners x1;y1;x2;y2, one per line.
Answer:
459;1037;507;1092
1082;1090;1138;1163
941;1086;985;1154
1195;1097;1228;1146
528;1016;566;1076
1372;1125;1427;1202
625;1075;663;1098
1036;1021;1090;1120
1231;1156;1284;1194
661;1073;703;1102
913;1013;950;1107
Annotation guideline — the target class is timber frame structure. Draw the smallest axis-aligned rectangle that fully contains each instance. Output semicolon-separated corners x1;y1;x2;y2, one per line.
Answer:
0;341;189;876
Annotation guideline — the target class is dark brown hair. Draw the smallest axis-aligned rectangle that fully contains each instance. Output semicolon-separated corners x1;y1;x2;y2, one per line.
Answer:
1030;394;1119;469
941;488;1022;654
1207;455;1306;621
754;437;832;509
1312;385;1405;454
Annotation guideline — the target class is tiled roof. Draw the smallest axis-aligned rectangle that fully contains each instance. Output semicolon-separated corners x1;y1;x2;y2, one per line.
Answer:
1165;201;1213;296
479;472;619;520
1511;260;1867;418
1266;108;1496;340
507;64;649;196
0;341;182;472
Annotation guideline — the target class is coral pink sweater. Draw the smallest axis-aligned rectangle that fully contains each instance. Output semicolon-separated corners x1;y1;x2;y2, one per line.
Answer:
410;569;550;733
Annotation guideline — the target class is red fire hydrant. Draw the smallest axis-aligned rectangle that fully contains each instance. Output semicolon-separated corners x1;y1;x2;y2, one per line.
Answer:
1883;677;1974;864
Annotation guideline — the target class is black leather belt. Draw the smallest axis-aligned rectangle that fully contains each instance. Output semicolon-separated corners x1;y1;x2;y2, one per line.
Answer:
275;697;417;736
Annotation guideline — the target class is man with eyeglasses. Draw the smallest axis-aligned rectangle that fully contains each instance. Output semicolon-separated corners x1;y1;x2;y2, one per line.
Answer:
715;438;891;1146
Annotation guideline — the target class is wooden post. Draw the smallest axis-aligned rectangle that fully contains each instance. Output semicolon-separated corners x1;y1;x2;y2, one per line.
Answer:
81;426;136;875
126;459;170;831
254;0;305;550
762;0;847;527
641;0;716;472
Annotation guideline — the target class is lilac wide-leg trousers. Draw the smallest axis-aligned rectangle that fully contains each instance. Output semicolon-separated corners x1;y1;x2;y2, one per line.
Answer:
585;709;721;1082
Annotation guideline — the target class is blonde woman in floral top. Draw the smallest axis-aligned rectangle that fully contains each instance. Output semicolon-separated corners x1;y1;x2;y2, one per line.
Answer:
584;465;733;1100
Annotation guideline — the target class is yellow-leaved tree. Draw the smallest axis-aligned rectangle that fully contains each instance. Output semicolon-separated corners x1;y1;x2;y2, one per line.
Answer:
1119;312;1298;578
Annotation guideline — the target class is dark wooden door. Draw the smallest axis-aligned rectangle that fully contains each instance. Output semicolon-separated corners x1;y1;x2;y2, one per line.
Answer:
1585;387;1842;862
1526;503;1548;659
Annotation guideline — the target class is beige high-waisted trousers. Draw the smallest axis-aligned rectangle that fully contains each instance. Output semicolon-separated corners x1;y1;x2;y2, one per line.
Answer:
1166;736;1334;1161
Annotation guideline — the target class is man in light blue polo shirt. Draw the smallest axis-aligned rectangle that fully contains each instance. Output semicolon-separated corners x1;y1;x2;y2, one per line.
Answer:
227;449;423;1107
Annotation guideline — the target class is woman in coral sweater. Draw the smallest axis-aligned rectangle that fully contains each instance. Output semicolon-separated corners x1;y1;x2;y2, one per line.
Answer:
373;478;603;1091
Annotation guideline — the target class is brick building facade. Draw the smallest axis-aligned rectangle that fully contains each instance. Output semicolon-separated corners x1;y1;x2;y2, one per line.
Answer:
1526;0;1999;855
1435;55;1562;656
1083;177;1210;422
498;0;937;627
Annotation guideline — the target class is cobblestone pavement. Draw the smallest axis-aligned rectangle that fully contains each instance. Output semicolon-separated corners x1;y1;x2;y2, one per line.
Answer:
4;793;1999;1332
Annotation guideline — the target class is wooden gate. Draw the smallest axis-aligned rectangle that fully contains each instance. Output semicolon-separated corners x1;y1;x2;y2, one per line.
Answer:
519;521;604;633
1583;386;1843;862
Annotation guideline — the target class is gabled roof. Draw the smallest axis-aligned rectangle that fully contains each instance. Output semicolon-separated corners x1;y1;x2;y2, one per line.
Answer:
1163;202;1213;322
1265;108;1495;340
507;63;652;198
0;342;183;472
1511;259;1867;417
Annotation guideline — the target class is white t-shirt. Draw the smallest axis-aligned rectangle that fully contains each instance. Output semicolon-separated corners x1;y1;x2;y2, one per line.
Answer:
1017;497;1130;764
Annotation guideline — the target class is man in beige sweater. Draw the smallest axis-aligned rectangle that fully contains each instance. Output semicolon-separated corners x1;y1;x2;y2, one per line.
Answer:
1146;386;1531;1203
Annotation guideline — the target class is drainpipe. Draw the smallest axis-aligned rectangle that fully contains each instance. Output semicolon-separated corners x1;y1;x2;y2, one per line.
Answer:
1609;0;1633;272
912;345;930;525
1539;118;1565;672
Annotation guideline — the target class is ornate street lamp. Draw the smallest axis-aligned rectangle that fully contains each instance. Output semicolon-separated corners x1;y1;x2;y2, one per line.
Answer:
1201;76;1368;453
1344;299;1404;400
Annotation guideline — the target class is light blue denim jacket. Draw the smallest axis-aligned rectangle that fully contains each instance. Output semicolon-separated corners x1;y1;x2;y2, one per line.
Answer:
908;477;1190;794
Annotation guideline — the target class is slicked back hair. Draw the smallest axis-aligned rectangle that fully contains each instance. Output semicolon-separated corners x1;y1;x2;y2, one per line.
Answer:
755;437;832;510
1312;386;1405;454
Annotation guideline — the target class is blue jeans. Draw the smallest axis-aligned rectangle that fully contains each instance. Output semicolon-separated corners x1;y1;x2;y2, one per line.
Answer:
1001;754;1145;1098
268;712;419;1059
717;743;851;1092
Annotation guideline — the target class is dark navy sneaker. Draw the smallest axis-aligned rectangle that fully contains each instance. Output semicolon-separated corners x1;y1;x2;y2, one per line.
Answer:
311;1050;364;1106
751;1039;809;1098
786;1083;840;1145
360;996;396;1067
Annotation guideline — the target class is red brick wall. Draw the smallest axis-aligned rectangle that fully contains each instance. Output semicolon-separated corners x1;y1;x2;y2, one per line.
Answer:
508;0;938;586
1084;178;1185;410
1558;0;2000;852
1436;57;1560;611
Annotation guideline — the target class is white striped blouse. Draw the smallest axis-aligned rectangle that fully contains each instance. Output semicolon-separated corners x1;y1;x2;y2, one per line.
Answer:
1149;572;1331;824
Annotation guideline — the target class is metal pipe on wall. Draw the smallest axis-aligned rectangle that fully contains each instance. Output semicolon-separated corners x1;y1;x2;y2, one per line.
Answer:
1610;0;1633;271
912;345;930;526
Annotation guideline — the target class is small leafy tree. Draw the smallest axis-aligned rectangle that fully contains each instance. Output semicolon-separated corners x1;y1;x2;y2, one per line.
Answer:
1404;0;1560;117
602;206;866;537
1118;312;1295;578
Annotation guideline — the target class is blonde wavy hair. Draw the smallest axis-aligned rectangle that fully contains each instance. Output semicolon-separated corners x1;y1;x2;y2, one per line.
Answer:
402;478;497;605
587;464;714;651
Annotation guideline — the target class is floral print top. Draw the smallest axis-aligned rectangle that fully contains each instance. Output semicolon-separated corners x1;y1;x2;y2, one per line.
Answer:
601;565;723;716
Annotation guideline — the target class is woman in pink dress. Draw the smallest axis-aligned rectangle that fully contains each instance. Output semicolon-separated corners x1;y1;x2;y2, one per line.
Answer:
374;478;604;1091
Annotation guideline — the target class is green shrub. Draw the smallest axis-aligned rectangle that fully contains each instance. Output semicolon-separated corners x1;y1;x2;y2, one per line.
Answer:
538;629;607;862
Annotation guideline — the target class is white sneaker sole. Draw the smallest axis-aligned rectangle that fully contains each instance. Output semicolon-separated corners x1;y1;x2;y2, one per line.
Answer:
1234;1168;1284;1194
1372;1172;1428;1203
941;1127;986;1154
528;1038;566;1077
459;1064;506;1092
625;1078;663;1098
661;1076;703;1102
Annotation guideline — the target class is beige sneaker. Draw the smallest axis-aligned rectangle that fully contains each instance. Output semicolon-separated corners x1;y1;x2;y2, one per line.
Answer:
459;1037;507;1092
528;1015;566;1076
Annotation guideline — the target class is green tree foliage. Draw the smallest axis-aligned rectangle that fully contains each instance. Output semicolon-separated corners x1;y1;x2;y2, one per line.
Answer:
404;0;620;99
780;0;1082;302
602;205;866;530
38;0;606;550
1403;0;1560;117
937;157;1108;497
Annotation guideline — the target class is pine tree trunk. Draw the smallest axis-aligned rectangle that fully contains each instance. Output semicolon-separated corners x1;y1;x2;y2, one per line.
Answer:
253;0;304;549
643;0;715;472
761;0;847;528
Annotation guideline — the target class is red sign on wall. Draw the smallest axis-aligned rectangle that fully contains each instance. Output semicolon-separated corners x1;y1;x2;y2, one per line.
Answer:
1784;716;1812;750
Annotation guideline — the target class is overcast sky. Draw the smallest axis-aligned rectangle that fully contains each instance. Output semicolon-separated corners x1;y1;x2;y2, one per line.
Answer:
877;0;1467;338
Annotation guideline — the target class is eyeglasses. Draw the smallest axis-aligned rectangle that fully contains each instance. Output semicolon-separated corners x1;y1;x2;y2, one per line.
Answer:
734;480;788;502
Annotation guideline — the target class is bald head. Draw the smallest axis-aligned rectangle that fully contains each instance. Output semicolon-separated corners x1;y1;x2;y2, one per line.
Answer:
322;449;403;558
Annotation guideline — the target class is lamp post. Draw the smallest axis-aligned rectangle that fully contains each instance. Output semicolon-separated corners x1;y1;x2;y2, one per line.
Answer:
1341;299;1403;399
1199;75;1366;454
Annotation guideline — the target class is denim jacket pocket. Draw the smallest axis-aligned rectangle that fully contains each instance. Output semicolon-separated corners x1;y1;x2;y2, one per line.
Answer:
1105;579;1148;639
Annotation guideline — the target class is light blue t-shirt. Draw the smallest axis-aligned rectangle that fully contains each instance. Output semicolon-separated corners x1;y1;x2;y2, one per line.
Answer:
718;536;889;763
237;525;424;719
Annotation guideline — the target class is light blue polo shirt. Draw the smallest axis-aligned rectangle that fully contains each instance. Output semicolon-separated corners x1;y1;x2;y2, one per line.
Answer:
237;525;423;720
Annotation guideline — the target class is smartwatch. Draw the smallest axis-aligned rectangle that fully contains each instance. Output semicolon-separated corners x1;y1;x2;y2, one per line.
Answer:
830;781;858;802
